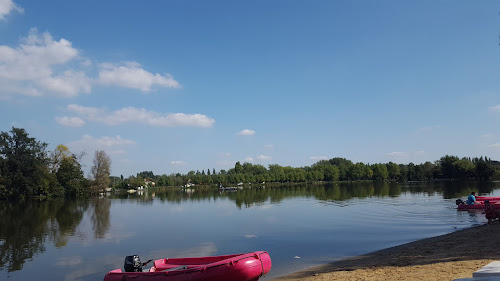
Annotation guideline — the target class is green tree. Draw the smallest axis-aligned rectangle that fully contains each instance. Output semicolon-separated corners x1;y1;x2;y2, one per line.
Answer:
57;155;88;197
386;162;400;180
438;155;459;179
476;159;495;181
453;158;475;179
371;164;389;181
234;161;243;174
0;127;49;200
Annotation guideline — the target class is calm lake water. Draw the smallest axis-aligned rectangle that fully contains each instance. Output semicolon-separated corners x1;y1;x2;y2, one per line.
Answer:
1;181;499;281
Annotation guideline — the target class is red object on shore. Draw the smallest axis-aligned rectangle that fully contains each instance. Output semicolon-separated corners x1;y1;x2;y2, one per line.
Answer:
103;251;272;281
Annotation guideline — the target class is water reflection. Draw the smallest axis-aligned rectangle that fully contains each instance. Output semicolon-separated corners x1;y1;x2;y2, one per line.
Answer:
100;181;500;208
1;181;499;275
90;198;111;239
0;200;87;272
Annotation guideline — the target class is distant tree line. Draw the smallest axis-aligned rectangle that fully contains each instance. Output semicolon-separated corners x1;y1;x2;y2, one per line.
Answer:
115;156;499;189
0;127;112;200
1;127;498;200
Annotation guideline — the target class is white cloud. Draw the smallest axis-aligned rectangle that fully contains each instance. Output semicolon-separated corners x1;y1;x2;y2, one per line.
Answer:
96;135;136;146
0;29;91;98
64;104;215;127
489;105;500;112
0;30;181;99
55;116;85;127
244;157;254;162
98;62;180;91
256;155;271;161
237;129;255;136
416;125;440;134
171;161;187;166
386;152;409;158
0;0;23;20
489;143;500;148
38;70;91;97
309;156;327;161
67;135;136;152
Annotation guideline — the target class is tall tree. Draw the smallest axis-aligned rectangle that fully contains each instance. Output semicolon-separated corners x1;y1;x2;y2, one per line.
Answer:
0;127;49;199
90;150;111;193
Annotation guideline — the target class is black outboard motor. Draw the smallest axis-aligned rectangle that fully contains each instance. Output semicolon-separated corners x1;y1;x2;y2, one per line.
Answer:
456;199;464;205
124;255;143;272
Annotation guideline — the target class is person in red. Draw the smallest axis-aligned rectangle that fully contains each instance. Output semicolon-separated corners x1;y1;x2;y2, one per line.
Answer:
484;200;500;224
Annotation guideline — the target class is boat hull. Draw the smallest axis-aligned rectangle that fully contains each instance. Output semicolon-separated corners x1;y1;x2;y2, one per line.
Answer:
475;196;500;202
457;203;500;210
103;251;271;281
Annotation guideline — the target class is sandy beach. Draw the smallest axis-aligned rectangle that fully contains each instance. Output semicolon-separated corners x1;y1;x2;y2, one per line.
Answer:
272;221;500;281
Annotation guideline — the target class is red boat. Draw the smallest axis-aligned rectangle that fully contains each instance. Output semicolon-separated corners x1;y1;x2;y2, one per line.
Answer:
103;251;272;281
475;196;500;201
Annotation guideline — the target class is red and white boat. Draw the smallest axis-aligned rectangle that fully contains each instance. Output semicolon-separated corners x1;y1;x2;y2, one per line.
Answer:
103;251;272;281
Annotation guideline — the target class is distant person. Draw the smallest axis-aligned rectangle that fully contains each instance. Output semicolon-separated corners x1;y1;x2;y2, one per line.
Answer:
484;200;500;224
466;192;476;205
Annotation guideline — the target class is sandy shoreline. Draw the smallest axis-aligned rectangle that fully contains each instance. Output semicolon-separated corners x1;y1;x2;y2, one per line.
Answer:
271;222;500;281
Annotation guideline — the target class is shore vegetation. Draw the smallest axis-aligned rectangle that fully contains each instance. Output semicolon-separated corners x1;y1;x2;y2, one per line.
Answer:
1;127;499;200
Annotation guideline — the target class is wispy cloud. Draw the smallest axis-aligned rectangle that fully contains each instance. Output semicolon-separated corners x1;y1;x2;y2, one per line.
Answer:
256;155;271;162
98;62;180;91
55;116;85;127
244;157;254;162
386;150;425;161
68;135;136;149
66;135;136;165
489;143;500;148
386;151;409;158
0;0;23;20
62;104;215;128
489;105;500;112
309;156;328;161
237;129;255;136
416;125;440;134
171;160;187;166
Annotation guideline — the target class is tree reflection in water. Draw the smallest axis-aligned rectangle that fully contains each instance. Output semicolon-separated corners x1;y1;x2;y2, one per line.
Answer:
90;198;111;239
0;181;497;273
0;200;87;272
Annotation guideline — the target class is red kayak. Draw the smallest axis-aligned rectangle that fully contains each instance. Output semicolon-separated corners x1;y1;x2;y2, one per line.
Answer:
103;251;272;281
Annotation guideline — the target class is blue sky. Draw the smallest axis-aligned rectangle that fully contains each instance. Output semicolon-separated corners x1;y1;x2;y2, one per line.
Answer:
1;0;500;177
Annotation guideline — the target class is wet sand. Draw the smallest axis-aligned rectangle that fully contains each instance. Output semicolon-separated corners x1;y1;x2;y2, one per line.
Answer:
271;221;500;281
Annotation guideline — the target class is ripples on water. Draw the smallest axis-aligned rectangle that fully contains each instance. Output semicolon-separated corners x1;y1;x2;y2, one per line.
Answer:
0;181;498;280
